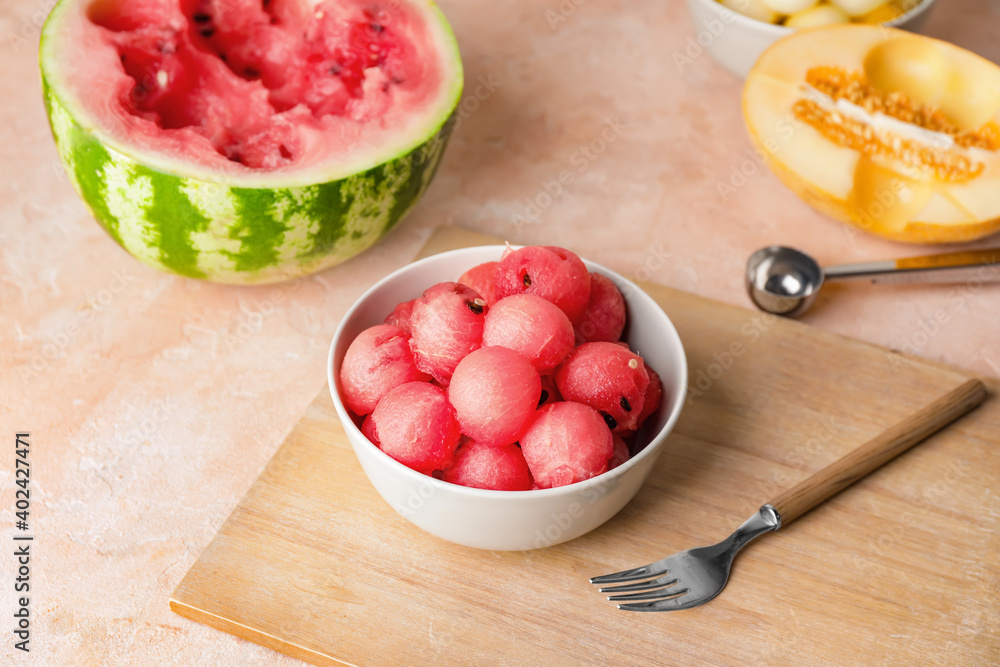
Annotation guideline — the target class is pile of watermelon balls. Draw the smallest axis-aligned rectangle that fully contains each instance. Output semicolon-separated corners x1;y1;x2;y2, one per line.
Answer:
339;245;664;491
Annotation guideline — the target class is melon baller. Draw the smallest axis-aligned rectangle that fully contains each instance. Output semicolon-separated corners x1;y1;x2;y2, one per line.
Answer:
745;245;1000;317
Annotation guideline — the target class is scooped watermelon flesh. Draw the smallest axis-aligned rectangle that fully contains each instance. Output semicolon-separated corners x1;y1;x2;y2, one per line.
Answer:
84;0;437;170
40;0;462;282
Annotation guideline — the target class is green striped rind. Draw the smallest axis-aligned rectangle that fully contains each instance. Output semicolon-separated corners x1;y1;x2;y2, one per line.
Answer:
42;79;455;285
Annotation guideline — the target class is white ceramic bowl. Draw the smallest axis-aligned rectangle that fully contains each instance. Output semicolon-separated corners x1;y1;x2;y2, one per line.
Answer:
684;0;937;79
328;245;688;551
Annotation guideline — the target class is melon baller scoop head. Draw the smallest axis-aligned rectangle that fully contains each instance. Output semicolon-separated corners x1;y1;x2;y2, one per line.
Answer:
746;246;1000;317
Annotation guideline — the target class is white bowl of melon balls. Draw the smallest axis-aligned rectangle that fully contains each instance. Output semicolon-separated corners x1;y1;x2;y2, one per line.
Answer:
328;245;688;551
685;0;935;78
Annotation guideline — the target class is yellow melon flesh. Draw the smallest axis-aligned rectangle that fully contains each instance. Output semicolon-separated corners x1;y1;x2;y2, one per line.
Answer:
939;51;1000;132
762;0;817;15
830;0;890;17
722;0;779;24
785;5;850;28
859;3;905;23
743;24;1000;243
864;37;949;108
849;156;934;233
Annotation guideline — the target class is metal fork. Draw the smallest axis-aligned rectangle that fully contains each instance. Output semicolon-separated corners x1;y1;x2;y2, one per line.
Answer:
591;378;987;611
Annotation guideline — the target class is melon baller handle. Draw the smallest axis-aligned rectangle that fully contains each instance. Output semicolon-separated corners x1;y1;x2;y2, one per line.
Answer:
824;248;1000;285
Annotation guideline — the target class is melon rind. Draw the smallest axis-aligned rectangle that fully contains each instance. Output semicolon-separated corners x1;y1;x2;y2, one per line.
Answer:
39;0;463;284
742;24;1000;244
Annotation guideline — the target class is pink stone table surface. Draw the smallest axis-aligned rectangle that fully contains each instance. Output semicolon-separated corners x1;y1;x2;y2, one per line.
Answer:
2;1;998;664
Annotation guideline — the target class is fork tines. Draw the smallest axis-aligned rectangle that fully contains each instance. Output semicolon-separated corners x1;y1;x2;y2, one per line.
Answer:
591;565;692;611
589;564;662;585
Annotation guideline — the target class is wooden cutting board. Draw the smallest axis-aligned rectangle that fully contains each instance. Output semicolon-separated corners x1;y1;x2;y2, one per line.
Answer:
170;227;1000;666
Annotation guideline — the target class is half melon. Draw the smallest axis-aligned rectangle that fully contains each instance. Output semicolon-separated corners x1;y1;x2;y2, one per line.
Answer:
40;0;463;283
743;24;1000;243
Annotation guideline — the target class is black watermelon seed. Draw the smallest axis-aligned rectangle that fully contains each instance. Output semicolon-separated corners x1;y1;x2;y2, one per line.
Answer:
466;301;484;315
523;273;532;287
601;412;617;430
537;390;549;408
620;396;631;412
193;13;211;23
199;27;215;38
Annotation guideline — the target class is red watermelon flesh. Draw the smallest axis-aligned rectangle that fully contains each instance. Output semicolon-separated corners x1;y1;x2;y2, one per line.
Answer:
79;0;448;170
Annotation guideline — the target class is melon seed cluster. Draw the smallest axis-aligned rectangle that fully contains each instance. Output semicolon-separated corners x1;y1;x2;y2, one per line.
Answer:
719;0;920;28
339;246;664;491
793;37;1000;186
803;68;1000;152
792;94;985;183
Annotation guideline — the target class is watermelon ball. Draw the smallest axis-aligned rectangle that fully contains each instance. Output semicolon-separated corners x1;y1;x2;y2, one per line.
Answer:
384;299;416;335
608;435;630;471
448;347;541;447
339;324;431;416
555;342;650;434
482;294;575;373
494;246;591;324
361;414;379;446
575;272;626;344
442;440;533;491
637;361;663;428
458;261;500;305
409;282;488;385
369;382;461;475
520;402;614;489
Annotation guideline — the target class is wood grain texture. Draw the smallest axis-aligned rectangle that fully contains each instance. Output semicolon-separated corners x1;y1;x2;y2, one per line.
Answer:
171;227;1000;666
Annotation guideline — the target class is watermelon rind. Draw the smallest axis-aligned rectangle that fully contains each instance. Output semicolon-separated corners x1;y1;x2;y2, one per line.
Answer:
39;0;463;284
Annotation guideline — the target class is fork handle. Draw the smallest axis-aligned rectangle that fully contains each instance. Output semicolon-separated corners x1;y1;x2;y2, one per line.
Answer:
768;378;987;527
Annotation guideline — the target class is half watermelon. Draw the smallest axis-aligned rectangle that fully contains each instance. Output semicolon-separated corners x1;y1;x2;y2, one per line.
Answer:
40;0;463;283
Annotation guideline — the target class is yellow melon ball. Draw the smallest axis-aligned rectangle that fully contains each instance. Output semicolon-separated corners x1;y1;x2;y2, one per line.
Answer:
762;0;818;15
785;4;850;28
830;0;891;17
858;3;906;23
721;0;780;24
